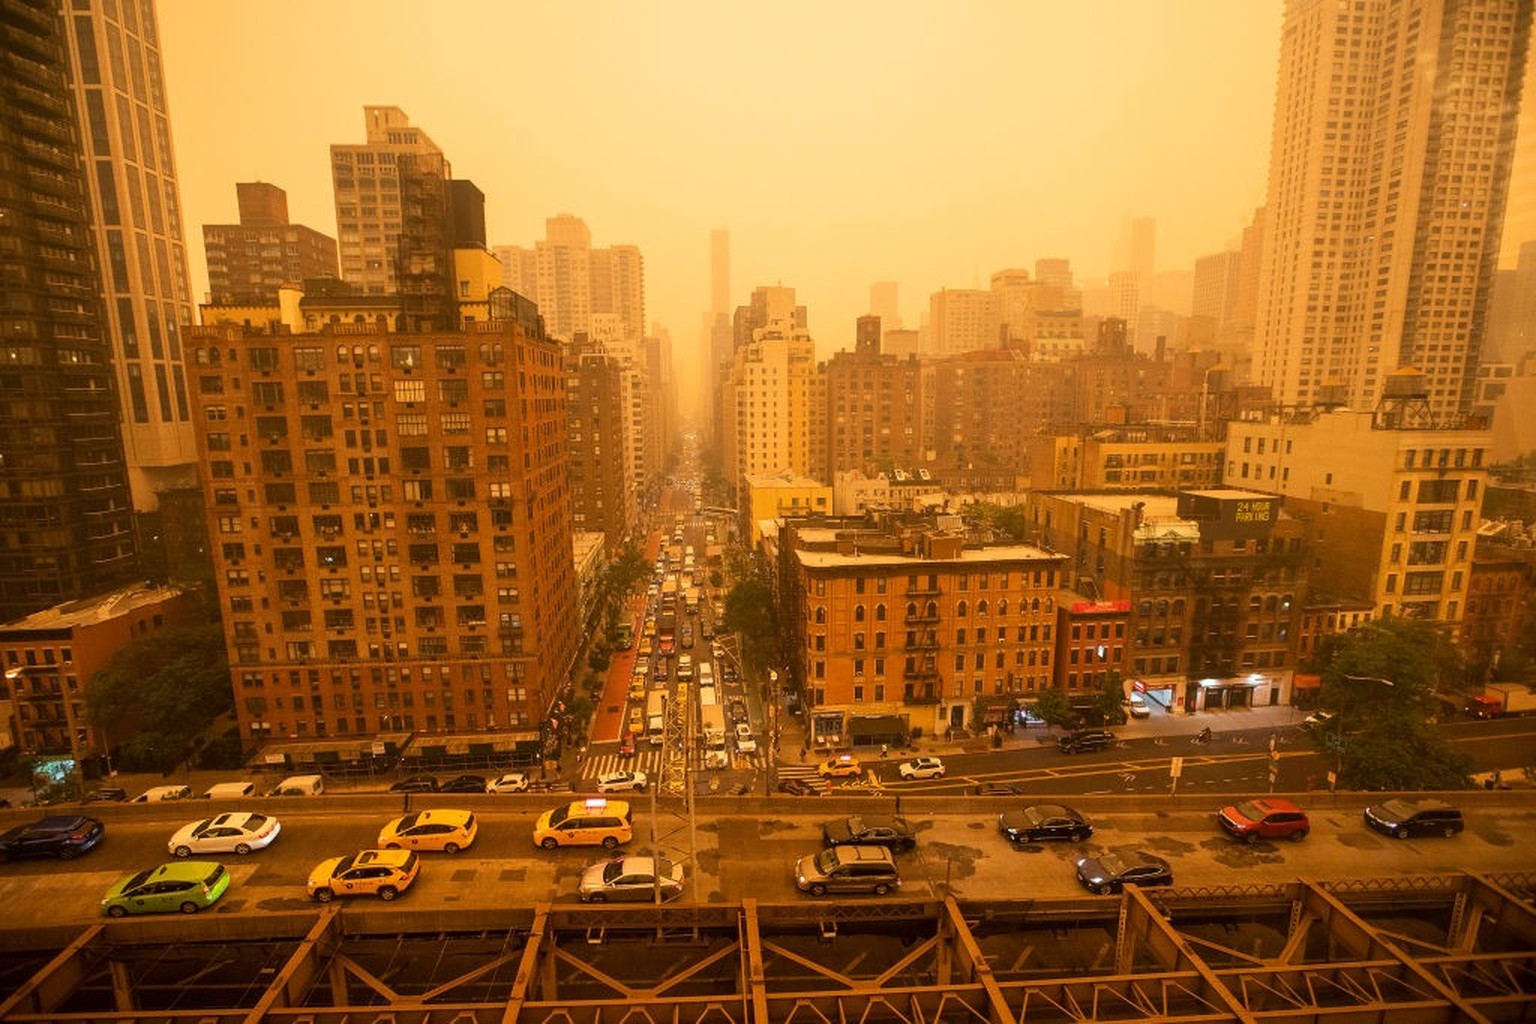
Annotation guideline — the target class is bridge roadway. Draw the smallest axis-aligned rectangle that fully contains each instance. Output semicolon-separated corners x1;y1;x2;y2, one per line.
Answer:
0;790;1533;1022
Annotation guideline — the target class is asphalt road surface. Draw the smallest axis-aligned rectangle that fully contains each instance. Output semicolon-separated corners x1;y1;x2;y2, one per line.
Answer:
0;795;1531;929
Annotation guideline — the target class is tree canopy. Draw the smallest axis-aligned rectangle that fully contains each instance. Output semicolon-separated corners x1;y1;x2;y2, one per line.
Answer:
722;575;780;676
1308;617;1471;790
86;622;232;772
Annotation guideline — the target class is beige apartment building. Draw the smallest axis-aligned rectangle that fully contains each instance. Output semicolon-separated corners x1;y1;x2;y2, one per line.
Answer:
1225;404;1491;631
721;321;819;495
186;322;576;750
330;106;449;298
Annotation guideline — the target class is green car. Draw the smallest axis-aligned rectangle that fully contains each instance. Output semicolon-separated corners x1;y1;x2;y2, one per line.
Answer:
101;861;230;917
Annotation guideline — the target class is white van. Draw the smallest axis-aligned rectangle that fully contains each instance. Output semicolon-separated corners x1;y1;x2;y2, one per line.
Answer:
202;781;256;800
132;784;192;803
267;774;324;797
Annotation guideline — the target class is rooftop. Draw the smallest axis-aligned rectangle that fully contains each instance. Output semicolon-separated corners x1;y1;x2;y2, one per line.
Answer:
0;584;189;633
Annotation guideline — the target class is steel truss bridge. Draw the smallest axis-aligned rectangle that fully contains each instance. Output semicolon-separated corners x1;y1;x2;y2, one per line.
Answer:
1;872;1533;1023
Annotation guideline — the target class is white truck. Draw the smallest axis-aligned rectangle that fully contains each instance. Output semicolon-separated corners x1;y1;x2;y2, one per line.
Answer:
701;704;729;769
1466;682;1536;718
646;689;667;746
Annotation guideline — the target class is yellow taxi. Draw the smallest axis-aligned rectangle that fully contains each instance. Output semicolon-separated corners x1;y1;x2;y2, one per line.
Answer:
817;754;863;778
376;809;477;853
533;798;633;850
307;849;420;902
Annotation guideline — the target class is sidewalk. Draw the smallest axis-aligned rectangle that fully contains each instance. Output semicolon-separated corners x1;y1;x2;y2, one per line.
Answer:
775;700;1305;761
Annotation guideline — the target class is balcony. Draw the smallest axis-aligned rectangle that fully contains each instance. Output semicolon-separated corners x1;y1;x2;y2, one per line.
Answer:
906;582;942;597
904;612;940;625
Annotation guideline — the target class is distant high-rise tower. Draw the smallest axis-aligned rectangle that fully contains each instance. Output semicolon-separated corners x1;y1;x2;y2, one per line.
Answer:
60;0;200;513
331;106;450;298
203;183;339;304
494;216;644;342
869;281;900;330
1254;0;1530;417
1127;216;1155;283
1034;259;1074;290
1191;251;1242;330
1;0;140;618
928;288;1000;355
711;228;730;315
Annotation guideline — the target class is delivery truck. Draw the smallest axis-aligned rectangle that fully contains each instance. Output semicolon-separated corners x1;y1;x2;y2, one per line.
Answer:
1466;681;1536;718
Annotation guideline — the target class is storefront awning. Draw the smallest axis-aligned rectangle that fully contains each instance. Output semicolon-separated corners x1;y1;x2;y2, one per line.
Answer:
848;715;905;737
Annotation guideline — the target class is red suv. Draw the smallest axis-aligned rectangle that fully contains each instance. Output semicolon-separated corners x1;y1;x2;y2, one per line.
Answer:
1217;798;1310;843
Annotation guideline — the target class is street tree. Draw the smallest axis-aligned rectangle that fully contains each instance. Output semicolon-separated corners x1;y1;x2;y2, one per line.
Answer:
1308;617;1472;789
1032;688;1079;730
722;575;779;675
968;501;1028;541
86;623;232;773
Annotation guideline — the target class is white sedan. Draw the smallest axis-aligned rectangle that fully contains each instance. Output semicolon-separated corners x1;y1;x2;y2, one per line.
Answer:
486;773;530;793
596;770;648;793
898;757;946;780
167;812;281;857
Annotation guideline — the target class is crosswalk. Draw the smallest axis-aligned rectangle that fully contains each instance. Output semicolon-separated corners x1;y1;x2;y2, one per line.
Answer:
582;750;773;780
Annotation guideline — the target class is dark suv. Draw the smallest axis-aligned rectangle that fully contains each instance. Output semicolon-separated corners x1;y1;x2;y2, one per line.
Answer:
0;815;105;861
1217;798;1310;843
1364;799;1464;840
1058;729;1116;754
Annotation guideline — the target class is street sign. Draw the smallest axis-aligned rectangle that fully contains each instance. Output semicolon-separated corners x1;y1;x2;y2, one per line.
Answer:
1169;756;1183;778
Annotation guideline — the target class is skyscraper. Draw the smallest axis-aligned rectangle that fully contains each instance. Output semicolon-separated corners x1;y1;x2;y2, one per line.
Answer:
1;0;139;619
331;106;449;298
61;0;200;511
1254;0;1530;418
711;228;730;316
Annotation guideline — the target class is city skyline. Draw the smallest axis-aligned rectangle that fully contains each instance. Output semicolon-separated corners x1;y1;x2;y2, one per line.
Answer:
159;0;1293;374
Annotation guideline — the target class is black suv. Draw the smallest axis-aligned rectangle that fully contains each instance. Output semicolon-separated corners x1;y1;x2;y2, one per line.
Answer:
0;815;105;861
1363;799;1464;839
1058;729;1116;754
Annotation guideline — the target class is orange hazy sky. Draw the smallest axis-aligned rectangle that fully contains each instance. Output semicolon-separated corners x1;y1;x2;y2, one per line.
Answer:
160;1;1286;367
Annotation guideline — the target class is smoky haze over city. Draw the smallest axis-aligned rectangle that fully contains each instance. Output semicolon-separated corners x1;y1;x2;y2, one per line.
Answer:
6;0;1536;1014
157;0;1303;407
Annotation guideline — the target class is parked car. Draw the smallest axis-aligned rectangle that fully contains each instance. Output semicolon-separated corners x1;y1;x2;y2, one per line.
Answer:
440;774;489;794
578;855;684;902
1301;710;1336;732
1363;799;1464;840
898;756;946;780
596;770;648;793
817;754;863;778
728;699;748;724
999;805;1094;844
734;723;758;753
377;809;477;853
1217;798;1310;843
821;815;916;852
168;812;281;857
1058;729;1117;754
0;815;105;862
971;782;1024;796
102;861;229;917
486;773;530;794
794;845;901;896
389;775;440;794
777;778;820;796
1075;852;1174;894
83;787;127;803
307;849;420;902
132;785;192;803
1126;693;1151;719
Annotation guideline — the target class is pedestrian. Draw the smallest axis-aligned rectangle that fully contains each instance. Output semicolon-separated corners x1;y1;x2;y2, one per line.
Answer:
880;743;889;758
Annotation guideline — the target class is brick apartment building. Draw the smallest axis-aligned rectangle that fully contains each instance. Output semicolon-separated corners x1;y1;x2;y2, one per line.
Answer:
186;321;576;751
